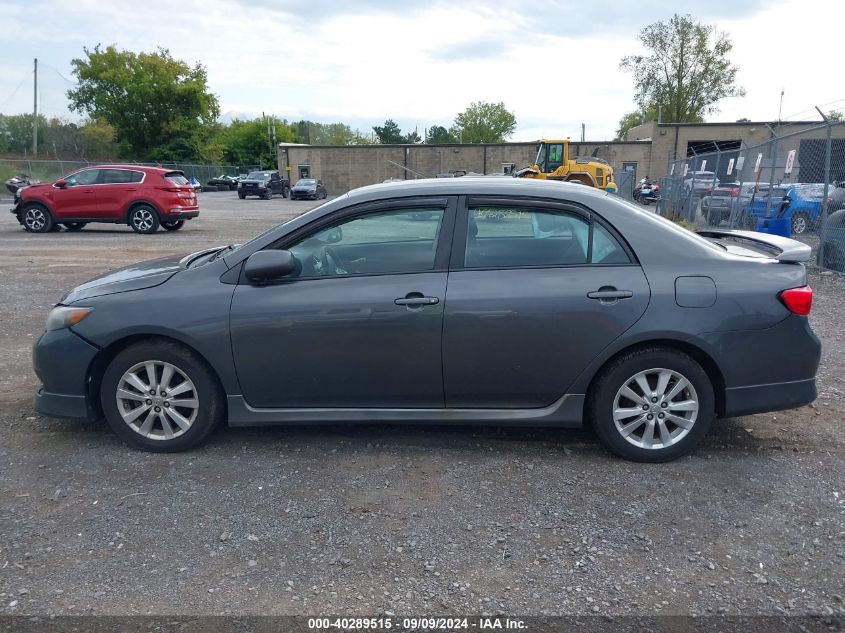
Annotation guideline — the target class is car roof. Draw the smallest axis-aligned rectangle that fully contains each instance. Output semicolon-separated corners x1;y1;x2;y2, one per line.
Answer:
81;164;177;174
344;177;609;203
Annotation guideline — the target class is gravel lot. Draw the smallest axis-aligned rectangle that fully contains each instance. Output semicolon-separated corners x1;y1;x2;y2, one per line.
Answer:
0;191;843;618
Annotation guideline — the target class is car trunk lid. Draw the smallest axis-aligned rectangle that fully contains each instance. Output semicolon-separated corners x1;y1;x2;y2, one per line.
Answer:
697;229;811;263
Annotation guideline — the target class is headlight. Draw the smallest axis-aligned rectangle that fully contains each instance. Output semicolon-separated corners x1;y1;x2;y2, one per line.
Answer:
46;306;92;331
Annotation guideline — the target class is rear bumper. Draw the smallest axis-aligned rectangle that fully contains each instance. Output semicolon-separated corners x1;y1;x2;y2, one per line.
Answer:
723;377;817;417
163;209;199;219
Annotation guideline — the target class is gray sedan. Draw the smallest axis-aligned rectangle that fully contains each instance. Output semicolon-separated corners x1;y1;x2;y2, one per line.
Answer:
33;179;820;462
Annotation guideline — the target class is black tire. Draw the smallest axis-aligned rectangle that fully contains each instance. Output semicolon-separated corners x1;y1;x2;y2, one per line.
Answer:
588;347;714;462
129;204;160;234
238;192;245;199
161;220;185;231
63;222;87;231
20;203;54;233
264;189;273;200
100;340;225;452
791;212;809;235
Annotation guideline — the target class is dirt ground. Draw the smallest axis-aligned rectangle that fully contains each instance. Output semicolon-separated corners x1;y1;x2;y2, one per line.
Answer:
0;192;843;618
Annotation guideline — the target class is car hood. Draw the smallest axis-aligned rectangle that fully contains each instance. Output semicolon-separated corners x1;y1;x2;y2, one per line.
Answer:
240;179;269;185
60;249;214;304
293;185;316;190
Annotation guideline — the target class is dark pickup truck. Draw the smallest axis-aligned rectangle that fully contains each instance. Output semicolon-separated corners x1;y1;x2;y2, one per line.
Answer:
237;170;289;199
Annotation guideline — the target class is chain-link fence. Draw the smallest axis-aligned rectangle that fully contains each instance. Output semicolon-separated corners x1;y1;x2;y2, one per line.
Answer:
652;120;845;273
0;158;261;189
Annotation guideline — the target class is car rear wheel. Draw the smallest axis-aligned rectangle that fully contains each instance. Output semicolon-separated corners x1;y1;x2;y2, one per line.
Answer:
100;340;224;452
129;205;160;234
21;204;54;233
161;220;185;231
588;347;714;462
63;222;87;231
238;192;245;199
791;212;809;235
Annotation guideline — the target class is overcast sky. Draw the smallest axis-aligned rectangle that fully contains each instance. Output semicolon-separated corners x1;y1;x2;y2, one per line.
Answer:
0;0;841;141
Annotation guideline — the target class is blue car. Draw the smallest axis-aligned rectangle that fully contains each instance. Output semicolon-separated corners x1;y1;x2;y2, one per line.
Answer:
747;184;828;234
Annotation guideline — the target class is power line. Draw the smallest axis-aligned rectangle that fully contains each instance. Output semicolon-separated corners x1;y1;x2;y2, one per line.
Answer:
0;69;32;112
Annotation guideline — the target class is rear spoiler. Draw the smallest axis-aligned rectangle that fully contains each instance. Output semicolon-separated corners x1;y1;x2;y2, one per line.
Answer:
696;229;812;263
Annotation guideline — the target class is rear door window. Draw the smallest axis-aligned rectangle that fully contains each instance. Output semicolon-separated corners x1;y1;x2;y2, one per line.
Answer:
464;206;631;268
99;169;135;184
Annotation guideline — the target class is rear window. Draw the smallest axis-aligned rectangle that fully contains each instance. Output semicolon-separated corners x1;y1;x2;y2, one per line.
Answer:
164;172;189;186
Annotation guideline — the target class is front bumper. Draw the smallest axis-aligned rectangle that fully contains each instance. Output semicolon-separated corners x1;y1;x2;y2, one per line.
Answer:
291;190;316;198
32;327;100;420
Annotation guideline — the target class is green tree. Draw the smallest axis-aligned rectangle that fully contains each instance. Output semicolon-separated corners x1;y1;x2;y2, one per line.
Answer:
426;125;455;144
404;129;421;144
0;113;49;154
67;45;219;160
452;101;516;143
615;109;649;141
373;119;405;144
827;110;843;122
219;117;297;167
620;14;744;123
78;119;119;160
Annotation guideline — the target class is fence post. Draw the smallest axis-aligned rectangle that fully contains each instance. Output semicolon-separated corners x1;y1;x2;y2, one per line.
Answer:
815;107;832;269
763;125;780;223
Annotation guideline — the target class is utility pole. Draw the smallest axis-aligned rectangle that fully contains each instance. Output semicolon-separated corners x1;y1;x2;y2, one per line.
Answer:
32;58;38;158
581;123;585;142
777;89;784;126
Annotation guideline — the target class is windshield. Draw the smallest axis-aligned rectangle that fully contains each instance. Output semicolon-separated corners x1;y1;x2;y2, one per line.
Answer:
247;172;272;180
534;144;546;168
296;179;317;186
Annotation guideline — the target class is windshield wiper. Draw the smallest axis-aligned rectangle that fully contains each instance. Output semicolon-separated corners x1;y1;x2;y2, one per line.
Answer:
210;244;236;262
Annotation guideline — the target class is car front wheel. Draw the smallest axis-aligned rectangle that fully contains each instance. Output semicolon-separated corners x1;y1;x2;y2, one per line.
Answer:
100;340;224;452
161;220;185;231
21;204;54;233
588;347;714;462
129;205;160;234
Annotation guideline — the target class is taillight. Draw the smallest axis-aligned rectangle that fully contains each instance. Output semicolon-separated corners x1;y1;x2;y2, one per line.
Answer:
779;285;812;316
730;188;739;197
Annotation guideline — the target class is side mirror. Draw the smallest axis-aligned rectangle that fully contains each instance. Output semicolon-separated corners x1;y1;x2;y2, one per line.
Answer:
244;250;296;282
55;179;68;188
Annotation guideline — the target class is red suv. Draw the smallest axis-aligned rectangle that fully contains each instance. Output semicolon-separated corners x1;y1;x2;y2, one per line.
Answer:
11;165;199;234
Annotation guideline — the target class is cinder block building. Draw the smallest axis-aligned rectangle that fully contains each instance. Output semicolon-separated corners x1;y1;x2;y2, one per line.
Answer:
277;121;844;195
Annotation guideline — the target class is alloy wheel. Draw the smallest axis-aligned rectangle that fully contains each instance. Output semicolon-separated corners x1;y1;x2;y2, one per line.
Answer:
792;214;807;234
25;208;47;231
115;360;199;440
132;208;155;232
612;368;699;450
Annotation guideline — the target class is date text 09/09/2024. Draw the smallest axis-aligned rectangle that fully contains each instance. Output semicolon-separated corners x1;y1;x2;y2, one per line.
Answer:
307;617;527;630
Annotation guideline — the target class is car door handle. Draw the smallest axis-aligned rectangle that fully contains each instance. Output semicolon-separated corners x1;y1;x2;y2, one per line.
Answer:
395;295;439;306
587;288;633;300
